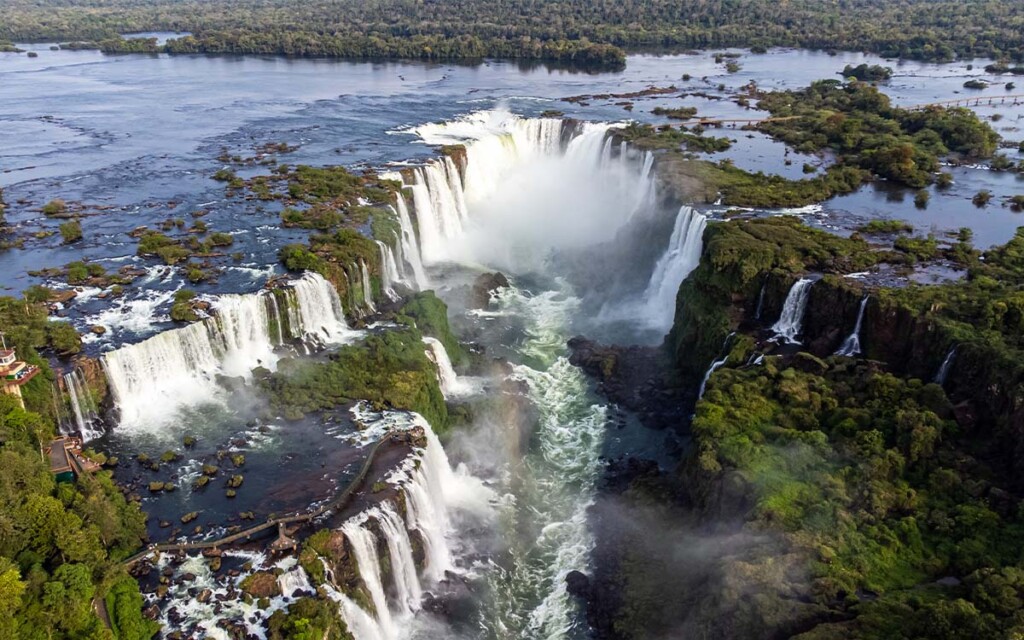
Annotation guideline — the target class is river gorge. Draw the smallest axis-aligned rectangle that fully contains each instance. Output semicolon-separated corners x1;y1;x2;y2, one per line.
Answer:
3;42;1024;640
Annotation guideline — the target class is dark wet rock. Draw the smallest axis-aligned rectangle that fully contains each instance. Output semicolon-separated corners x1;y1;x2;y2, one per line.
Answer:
568;336;690;431
565;570;591;599
197;588;213;603
469;272;509;309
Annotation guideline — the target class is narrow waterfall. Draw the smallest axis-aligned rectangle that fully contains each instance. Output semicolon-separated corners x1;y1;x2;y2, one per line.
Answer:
422;336;470;398
360;260;377;313
754;279;767;320
277;563;314;598
102;272;352;432
934;345;957;385
835;296;869;357
772;278;815;343
325;586;387;640
627;151;656;219
698;355;729;399
376;240;401;300
341;514;397;640
392;196;429;289
376;503;423;616
698;332;735;399
641;206;708;329
61;369;104;441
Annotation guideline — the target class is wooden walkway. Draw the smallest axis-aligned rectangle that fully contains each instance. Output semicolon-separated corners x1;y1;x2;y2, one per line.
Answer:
906;93;1024;110
123;432;396;566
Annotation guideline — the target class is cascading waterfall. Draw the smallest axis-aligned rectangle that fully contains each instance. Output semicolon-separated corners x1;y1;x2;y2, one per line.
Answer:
102;272;353;433
392;196;429;289
755;279;767;320
698;332;735;399
61;369;103;441
772;278;815;343
376;240;402;300
360;260;377;313
391;112;650;268
376;502;423;616
422;337;465;398
640;205;708;329
341;514;397;640
330;410;489;640
835;296;869;357
934;345;957;385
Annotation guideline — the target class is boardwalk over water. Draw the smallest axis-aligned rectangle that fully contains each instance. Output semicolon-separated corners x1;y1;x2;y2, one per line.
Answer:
123;432;397;566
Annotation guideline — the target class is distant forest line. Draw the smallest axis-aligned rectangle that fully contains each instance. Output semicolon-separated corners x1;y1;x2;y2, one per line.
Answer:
2;0;1024;65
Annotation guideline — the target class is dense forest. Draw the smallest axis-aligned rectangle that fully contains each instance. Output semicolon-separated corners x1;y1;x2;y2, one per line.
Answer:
0;296;156;640
2;0;1024;63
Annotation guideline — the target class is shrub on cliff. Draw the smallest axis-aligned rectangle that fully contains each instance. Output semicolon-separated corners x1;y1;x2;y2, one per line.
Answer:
256;328;449;432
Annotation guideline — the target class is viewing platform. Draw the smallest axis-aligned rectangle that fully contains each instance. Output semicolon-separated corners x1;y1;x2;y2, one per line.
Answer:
46;436;102;482
0;346;41;408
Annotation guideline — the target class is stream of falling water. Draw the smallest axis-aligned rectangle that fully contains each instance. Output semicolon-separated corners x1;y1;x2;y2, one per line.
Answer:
477;285;608;639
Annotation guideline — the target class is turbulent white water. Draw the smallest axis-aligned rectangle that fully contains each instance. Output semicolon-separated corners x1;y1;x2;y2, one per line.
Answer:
102;272;354;435
377;239;402;300
422;336;474;398
835;296;869;357
361;260;377;313
333;409;493;640
393;195;430;289
934;345;957;385
471;286;607;640
772;277;815;343
389;110;653;272
640;205;708;330
60;368;104;441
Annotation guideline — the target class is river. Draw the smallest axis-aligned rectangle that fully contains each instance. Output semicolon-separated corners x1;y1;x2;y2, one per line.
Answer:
2;43;1023;639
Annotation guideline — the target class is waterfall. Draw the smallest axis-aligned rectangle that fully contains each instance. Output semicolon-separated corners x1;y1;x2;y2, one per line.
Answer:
360;260;377;313
754;279;767;320
102;272;353;433
835;296;869;357
392;195;429;289
627;151;656;219
698;355;729;399
698;332;735;399
422;337;465;398
376;503;423;616
640;206;708;329
277;564;314;598
376;240;401;300
771;278;815;344
328;410;483;640
61;369;104;441
934;345;957;385
341;514;397;640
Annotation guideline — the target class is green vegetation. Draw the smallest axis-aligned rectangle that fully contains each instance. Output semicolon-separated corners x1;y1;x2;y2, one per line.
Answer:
679;358;1024;639
857;219;914;234
266;596;349;640
4;0;1024;64
398;292;468;367
841;63;894;81
41;199;67;217
617;123;732;153
58;220;82;244
254;328;449;430
757;81;999;188
0;393;153;639
651;106;698;120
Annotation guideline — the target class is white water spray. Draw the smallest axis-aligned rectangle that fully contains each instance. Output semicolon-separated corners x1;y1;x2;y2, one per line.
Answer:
835;296;869;357
934;345;957;385
61;369;104;441
640;206;707;330
102;272;353;434
772;278;815;344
